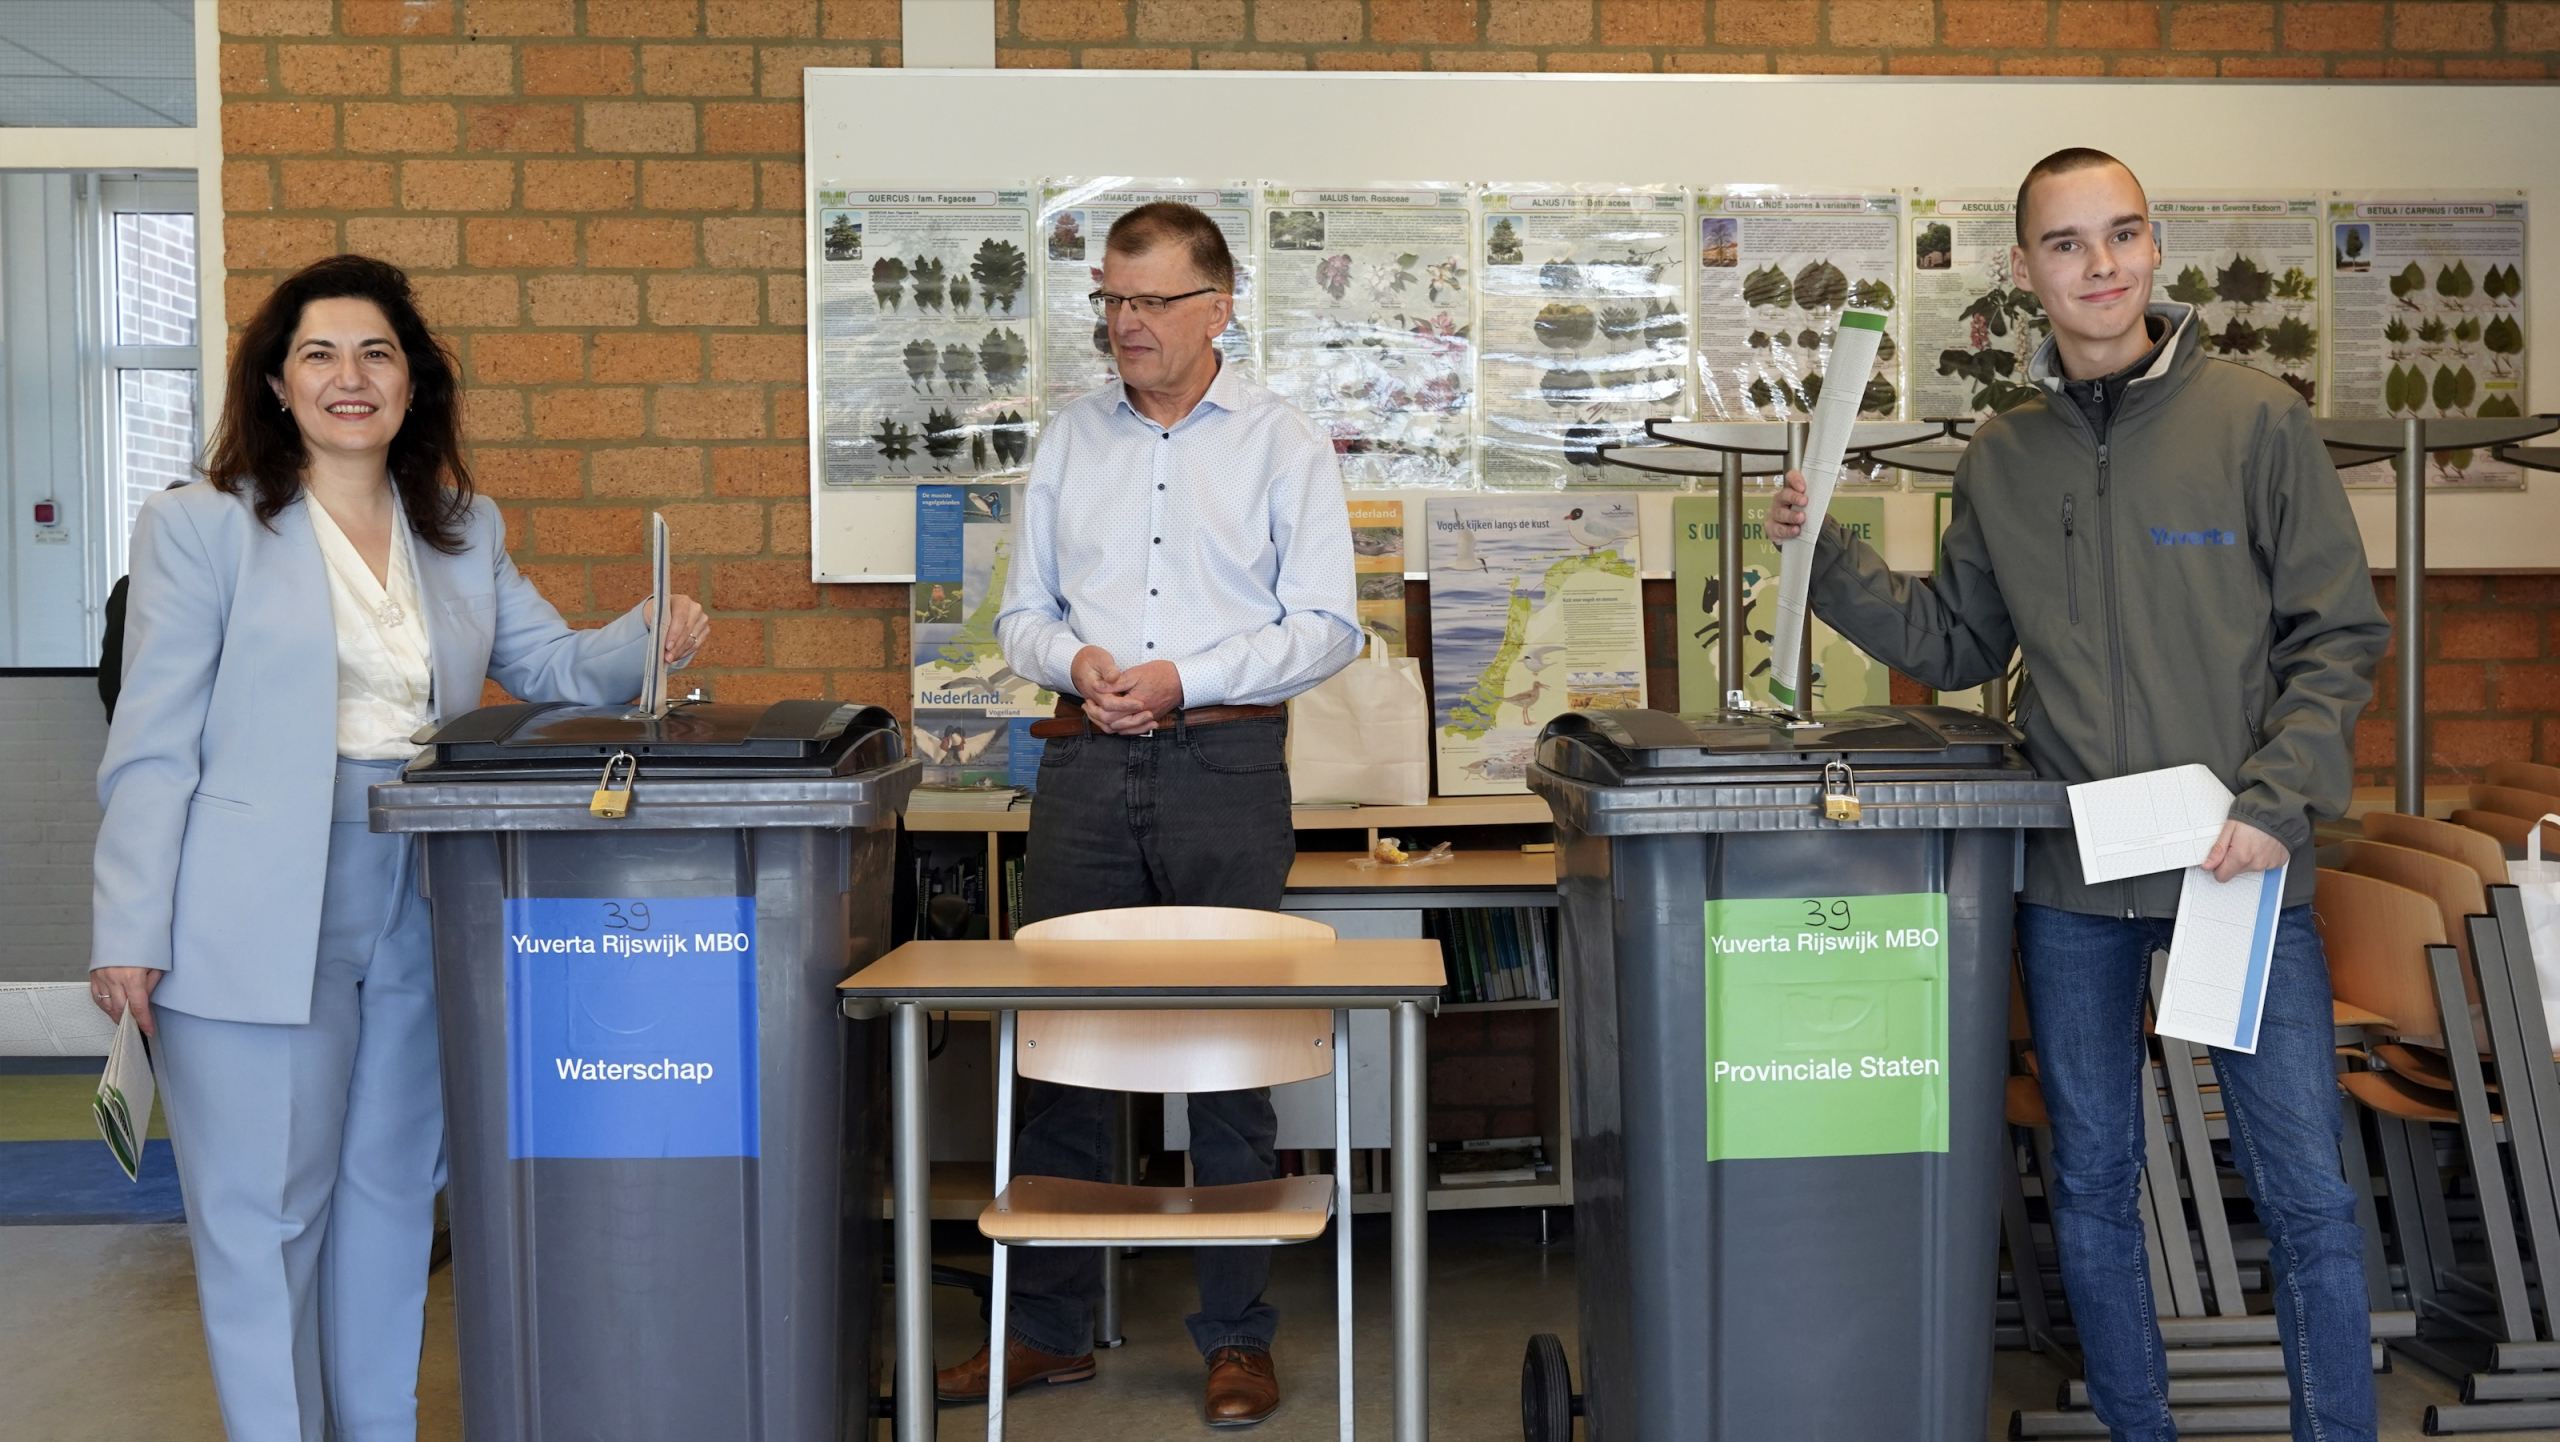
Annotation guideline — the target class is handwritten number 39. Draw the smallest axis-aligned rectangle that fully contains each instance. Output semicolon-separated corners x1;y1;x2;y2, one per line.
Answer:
600;902;653;933
1801;899;1853;932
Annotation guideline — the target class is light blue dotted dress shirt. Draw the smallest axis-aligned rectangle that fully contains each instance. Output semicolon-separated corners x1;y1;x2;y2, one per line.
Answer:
996;361;1362;709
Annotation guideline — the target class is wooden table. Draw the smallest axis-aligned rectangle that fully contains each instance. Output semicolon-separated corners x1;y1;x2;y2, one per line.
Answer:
842;938;1448;1442
1283;848;1559;914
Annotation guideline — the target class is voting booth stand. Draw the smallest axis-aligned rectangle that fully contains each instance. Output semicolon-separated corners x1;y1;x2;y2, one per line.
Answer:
1524;706;2067;1442
372;701;916;1442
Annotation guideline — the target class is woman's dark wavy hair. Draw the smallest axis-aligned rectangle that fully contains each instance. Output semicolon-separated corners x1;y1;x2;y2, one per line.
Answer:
205;253;474;553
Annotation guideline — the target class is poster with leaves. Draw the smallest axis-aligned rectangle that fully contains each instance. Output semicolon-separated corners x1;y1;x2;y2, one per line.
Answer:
1476;185;1690;489
1672;494;1890;713
2327;194;2528;489
1349;497;1410;654
1037;179;1258;417
1259;185;1477;486
2148;196;2323;408
1426;495;1644;795
814;188;1036;484
1907;194;2051;425
1694;190;1904;443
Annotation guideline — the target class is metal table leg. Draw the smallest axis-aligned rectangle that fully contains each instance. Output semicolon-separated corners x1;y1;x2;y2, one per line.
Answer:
1392;999;1429;1442
894;1002;936;1442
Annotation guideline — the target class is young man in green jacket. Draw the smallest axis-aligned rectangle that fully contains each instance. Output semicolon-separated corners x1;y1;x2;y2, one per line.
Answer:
1769;149;2389;1442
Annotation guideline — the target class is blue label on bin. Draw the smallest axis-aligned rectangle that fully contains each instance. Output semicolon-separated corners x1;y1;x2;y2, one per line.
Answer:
504;896;759;1160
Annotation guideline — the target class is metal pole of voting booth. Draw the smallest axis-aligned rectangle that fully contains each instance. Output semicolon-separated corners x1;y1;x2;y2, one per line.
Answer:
2397;418;2427;817
2314;414;2555;818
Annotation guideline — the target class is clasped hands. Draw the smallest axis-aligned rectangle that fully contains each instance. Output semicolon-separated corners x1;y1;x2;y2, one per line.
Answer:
1071;646;1183;734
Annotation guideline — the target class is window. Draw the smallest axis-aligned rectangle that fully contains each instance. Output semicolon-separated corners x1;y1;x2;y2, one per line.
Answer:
100;188;200;570
0;170;199;666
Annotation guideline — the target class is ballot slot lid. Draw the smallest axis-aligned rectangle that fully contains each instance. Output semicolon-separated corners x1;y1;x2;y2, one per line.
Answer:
1536;704;2031;787
407;699;903;781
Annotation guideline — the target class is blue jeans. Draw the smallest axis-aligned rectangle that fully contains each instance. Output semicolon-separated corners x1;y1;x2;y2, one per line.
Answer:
2017;904;2375;1442
1003;716;1297;1358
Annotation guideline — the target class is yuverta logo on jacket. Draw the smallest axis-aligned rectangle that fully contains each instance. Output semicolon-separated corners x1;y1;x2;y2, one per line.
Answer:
2149;526;2238;546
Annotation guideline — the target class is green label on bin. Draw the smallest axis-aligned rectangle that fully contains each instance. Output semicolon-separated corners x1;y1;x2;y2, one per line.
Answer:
1704;893;1948;1161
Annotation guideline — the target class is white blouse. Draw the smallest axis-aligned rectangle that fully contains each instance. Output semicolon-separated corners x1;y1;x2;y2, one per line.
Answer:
306;497;434;761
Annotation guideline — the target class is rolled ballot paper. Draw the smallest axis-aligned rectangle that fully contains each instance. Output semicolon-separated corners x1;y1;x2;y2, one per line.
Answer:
1766;306;1889;710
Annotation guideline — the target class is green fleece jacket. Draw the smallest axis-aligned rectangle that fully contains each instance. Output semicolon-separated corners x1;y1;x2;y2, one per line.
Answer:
1809;303;2389;918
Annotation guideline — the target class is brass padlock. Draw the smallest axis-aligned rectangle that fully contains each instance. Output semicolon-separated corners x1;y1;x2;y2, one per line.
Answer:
590;751;638;819
1820;760;1862;823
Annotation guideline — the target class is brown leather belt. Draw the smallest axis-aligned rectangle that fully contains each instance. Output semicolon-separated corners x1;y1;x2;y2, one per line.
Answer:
1025;696;1285;739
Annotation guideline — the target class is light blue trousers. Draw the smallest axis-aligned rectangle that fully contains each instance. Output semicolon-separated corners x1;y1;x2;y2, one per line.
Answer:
154;757;445;1442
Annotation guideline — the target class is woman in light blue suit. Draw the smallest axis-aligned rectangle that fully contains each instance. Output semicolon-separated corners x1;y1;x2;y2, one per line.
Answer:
89;255;709;1442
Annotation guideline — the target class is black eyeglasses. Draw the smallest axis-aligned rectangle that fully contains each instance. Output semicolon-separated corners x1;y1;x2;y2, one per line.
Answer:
1089;288;1220;317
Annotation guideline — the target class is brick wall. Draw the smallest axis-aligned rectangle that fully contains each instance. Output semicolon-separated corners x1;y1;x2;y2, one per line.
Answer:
994;0;2560;77
218;0;2558;757
2362;573;2560;786
220;0;910;714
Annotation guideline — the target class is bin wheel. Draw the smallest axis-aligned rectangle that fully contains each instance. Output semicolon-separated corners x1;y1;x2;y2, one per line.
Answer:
1522;1333;1577;1442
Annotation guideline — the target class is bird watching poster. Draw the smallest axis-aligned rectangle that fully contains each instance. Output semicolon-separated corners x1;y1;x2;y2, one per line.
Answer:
1426;494;1644;796
1671;494;1890;714
1348;498;1408;655
912;483;1051;794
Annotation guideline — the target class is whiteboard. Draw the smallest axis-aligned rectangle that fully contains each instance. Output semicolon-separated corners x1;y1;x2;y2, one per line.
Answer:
804;70;2560;579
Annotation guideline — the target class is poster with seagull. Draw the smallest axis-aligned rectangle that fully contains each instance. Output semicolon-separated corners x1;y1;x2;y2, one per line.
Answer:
1425;494;1644;795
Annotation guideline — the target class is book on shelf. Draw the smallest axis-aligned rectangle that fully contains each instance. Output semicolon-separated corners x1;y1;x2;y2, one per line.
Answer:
1423;907;1558;1005
1429;1137;1552;1189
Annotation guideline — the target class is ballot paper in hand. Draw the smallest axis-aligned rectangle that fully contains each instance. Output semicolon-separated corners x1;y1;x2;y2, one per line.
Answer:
2154;864;2288;1053
2067;764;2234;885
92;1010;156;1182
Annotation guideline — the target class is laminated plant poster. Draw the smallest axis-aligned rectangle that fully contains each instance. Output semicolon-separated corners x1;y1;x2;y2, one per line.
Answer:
2326;193;2529;489
1694;189;1906;443
1426;495;1644;796
1906;193;2051;428
1259;185;1477;486
1037;179;1257;418
1475;185;1691;489
814;187;1037;484
1670;493;1890;713
2146;196;2325;409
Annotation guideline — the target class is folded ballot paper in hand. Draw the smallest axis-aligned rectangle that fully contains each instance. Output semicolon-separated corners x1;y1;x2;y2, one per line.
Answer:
2066;764;2233;885
2067;765;2284;1053
92;1010;157;1182
2153;863;2287;1053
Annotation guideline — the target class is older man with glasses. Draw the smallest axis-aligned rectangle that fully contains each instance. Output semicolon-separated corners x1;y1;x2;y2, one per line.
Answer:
941;202;1359;1426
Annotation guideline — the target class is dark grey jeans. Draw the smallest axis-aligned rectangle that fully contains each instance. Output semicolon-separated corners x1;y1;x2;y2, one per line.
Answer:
1005;714;1298;1358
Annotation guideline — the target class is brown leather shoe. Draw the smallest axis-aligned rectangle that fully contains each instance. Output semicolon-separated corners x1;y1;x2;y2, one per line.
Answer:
934;1336;1097;1403
1204;1346;1280;1427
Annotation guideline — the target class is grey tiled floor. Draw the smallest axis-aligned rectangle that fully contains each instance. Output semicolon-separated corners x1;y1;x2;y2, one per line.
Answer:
0;1217;2547;1440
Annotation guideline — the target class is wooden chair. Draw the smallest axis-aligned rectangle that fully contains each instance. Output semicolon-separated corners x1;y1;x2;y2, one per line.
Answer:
2487;760;2560;797
984;907;1350;1440
2454;808;2560;853
2470;784;2560;826
2362;810;2509;887
2339;839;2493;1091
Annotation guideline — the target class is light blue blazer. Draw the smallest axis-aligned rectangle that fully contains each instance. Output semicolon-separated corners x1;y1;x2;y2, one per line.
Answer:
92;481;652;1025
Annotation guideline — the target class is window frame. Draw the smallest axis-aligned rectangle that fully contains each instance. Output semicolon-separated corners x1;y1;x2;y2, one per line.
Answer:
87;171;201;607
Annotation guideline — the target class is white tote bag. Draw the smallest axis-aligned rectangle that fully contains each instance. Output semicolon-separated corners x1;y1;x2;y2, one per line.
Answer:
1287;630;1430;807
2514;814;2560;1041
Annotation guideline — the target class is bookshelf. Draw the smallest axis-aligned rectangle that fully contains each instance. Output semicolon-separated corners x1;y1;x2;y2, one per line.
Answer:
886;797;1574;1218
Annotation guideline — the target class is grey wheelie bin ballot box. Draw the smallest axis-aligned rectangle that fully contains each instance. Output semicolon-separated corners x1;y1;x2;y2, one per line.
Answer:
370;700;918;1442
1520;705;2069;1442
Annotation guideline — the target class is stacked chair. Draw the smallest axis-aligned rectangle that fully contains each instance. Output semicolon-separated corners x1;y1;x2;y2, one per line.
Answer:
2324;805;2560;1432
